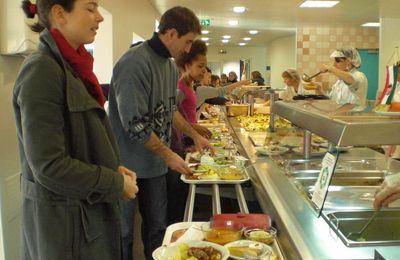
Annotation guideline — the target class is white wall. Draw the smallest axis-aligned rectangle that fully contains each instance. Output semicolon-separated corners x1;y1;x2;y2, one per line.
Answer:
0;1;160;259
378;18;400;96
207;46;267;79
93;7;113;84
101;0;160;63
266;35;296;89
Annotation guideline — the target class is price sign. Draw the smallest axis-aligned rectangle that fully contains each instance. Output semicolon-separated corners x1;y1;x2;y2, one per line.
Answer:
312;152;338;211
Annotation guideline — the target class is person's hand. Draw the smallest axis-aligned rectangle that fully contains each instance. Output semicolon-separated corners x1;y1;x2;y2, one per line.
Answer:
192;123;212;139
165;151;192;175
192;134;215;155
318;64;330;73
118;166;139;200
374;172;400;209
239;79;252;85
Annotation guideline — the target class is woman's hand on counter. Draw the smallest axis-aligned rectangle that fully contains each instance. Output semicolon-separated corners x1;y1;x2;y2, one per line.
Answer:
118;166;139;200
374;172;400;209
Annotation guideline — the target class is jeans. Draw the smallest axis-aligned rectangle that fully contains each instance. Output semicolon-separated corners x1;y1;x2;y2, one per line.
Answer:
138;175;168;260
119;199;136;260
119;175;167;260
166;169;189;225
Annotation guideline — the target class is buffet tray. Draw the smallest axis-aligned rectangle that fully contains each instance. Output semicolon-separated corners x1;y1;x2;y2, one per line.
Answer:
180;169;250;184
272;100;400;146
183;153;250;184
162;222;285;259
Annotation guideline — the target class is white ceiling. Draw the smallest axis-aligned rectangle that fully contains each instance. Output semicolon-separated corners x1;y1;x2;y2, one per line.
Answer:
148;0;400;47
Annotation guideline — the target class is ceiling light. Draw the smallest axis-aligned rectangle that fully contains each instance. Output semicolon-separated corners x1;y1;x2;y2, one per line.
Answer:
221;39;229;43
201;37;209;41
249;30;258;35
239;43;246;46
202;30;209;34
228;20;238;26
233;6;246;13
300;1;339;8
223;35;231;39
243;37;251;41
362;22;380;27
206;42;210;46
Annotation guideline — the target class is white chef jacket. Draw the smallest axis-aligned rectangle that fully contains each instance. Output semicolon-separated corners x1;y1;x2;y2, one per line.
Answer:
328;68;368;110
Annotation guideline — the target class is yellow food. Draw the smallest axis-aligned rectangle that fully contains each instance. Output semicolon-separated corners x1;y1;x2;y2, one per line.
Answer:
373;104;390;112
228;246;262;257
249;230;274;245
303;84;318;90
204;228;242;245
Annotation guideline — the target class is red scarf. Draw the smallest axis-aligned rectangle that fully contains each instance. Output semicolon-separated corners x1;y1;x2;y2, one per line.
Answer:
50;28;105;106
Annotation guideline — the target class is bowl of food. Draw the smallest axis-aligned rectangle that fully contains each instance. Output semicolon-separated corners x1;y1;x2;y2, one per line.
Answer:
202;222;244;245
244;227;277;245
216;166;245;181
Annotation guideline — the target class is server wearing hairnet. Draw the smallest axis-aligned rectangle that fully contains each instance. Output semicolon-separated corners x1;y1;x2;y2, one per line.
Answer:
279;68;315;100
317;47;368;111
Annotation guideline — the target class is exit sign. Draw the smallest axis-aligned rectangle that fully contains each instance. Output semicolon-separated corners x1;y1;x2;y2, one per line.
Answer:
200;19;211;26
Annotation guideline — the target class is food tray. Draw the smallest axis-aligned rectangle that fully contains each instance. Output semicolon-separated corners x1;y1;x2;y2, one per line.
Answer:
183;153;250;184
180;169;250;184
162;222;285;259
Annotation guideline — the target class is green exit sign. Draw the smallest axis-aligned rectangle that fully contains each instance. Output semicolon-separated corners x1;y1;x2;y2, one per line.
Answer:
200;19;211;26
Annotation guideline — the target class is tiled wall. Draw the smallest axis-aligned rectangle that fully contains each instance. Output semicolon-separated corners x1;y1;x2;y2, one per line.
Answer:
297;26;379;90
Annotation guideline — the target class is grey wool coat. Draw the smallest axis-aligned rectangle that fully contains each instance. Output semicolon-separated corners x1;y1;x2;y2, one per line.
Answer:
13;29;124;260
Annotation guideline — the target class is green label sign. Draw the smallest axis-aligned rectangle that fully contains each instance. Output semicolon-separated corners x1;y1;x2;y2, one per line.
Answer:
200;19;211;26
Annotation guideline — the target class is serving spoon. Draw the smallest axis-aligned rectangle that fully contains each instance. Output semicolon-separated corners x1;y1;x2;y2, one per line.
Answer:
346;210;379;241
302;71;322;82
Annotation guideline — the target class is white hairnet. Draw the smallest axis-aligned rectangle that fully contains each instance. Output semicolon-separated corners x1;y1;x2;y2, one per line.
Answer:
284;68;300;82
330;47;362;68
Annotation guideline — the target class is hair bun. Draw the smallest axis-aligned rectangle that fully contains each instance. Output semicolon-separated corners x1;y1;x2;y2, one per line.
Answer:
21;0;37;19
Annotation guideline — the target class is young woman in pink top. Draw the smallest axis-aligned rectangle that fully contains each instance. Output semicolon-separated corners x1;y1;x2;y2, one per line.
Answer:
175;39;208;124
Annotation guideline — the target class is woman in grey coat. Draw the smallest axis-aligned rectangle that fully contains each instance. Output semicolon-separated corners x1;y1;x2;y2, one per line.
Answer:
14;1;138;259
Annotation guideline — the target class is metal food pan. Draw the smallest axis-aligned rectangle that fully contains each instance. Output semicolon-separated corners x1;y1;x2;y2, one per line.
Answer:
324;210;400;247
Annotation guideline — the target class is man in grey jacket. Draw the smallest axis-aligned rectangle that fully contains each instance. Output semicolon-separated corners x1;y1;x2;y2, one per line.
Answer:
108;6;212;260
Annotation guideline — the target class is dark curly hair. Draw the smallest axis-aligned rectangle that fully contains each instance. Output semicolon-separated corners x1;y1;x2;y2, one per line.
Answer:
175;39;207;70
22;0;76;32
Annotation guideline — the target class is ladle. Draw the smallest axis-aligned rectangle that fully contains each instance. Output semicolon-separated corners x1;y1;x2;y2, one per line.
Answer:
302;71;322;82
346;210;379;241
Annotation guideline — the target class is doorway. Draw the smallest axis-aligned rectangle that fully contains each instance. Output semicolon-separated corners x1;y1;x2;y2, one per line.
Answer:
358;48;379;101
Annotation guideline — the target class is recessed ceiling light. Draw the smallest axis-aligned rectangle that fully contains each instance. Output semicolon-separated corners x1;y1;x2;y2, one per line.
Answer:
243;37;251;41
206;42;210;46
223;35;231;39
249;30;258;35
222;39;229;43
228;20;239;26
233;6;246;13
201;37;209;41
300;1;339;8
202;30;209;34
239;43;246;46
362;22;380;27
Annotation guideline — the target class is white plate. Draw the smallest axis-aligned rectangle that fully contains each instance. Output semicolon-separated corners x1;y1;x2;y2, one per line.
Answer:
152;240;229;260
256;146;289;156
224;240;272;260
293;147;328;156
374;111;400;116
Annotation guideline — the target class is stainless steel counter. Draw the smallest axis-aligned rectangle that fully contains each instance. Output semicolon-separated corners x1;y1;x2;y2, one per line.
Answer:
226;117;400;260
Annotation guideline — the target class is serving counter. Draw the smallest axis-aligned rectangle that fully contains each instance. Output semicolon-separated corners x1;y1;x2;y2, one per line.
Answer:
224;101;400;259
